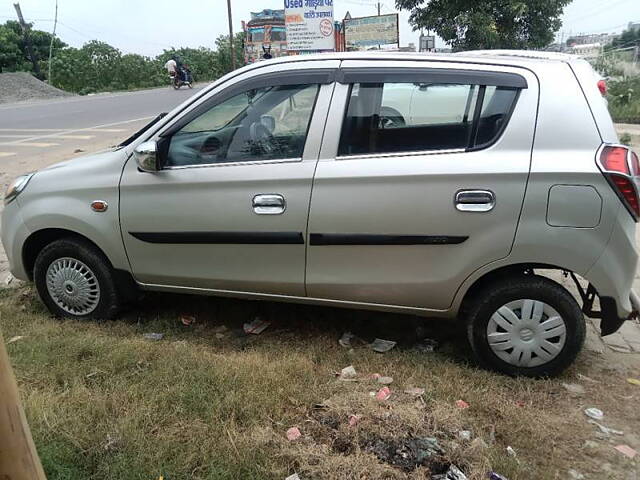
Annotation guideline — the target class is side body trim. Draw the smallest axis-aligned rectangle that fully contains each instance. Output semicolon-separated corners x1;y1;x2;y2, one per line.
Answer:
309;233;469;246
129;231;304;244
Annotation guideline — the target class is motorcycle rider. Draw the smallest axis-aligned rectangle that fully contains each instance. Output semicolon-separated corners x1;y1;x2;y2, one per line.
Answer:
164;57;177;77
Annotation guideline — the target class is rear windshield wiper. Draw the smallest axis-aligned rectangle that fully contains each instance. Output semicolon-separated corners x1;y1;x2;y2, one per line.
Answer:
118;112;168;147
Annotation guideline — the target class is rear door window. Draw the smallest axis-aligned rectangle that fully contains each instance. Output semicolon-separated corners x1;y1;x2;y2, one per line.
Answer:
338;78;519;157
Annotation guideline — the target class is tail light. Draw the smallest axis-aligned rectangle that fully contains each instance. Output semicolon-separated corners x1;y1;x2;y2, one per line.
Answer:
598;145;640;221
597;79;607;96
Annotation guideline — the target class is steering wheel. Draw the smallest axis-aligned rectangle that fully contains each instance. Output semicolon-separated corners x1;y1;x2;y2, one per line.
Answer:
249;121;276;155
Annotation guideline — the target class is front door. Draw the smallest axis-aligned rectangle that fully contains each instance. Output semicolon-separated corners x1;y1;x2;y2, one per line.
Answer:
120;70;335;296
306;61;538;311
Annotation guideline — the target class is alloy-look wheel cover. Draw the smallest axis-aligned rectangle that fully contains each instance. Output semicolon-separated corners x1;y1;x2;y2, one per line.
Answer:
46;257;100;315
486;299;567;368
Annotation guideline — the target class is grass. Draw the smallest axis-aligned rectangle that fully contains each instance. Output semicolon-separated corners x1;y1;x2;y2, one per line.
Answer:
1;285;639;480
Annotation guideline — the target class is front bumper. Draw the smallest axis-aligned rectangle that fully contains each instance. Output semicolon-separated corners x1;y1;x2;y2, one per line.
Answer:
1;199;31;280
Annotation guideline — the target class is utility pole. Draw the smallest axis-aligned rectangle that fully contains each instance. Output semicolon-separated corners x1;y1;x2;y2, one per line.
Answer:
47;0;58;82
226;0;236;70
377;2;381;15
13;3;42;79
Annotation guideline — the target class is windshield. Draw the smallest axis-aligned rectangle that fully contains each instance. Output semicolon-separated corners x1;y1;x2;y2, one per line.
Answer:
118;112;168;147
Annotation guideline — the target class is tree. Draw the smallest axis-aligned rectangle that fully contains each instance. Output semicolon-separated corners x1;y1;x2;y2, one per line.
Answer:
607;27;640;51
0;20;66;74
395;0;571;51
213;32;245;76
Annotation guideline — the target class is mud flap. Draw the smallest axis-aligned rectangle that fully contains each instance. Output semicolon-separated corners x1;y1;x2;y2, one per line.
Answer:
569;272;638;336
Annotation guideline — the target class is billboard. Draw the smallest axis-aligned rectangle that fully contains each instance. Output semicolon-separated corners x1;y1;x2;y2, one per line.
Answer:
344;14;399;49
284;0;335;51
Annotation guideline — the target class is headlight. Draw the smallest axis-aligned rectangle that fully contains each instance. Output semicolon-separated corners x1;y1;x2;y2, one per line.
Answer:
4;173;34;205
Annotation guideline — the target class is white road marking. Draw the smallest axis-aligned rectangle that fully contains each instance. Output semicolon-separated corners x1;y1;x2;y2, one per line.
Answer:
0;142;59;147
0;116;153;145
0;128;66;132
0;134;95;139
0;128;124;133
0;152;17;157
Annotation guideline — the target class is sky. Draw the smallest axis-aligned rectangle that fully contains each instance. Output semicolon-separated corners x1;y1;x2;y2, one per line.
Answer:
0;0;639;57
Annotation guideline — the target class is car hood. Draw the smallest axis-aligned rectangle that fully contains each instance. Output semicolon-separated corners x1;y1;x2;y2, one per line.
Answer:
41;147;125;172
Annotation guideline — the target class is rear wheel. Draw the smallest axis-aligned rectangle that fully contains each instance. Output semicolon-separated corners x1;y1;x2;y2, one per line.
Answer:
465;275;585;377
34;238;121;320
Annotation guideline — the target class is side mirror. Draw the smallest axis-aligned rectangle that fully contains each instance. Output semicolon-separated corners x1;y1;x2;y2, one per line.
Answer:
134;141;159;172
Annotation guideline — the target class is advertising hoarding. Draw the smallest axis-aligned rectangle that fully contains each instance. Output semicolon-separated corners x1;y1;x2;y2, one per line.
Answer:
344;13;399;49
284;0;335;51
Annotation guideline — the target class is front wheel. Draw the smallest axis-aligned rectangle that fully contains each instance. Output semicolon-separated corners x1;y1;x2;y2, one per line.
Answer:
465;275;585;377
33;238;121;320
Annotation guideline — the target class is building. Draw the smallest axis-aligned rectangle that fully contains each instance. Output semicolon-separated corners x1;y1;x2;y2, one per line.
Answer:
243;9;287;64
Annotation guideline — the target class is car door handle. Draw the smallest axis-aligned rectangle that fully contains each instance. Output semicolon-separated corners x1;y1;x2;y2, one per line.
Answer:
455;190;495;212
253;194;286;215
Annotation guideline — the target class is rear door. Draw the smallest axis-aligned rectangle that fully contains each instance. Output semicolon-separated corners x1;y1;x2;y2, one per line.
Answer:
306;60;538;311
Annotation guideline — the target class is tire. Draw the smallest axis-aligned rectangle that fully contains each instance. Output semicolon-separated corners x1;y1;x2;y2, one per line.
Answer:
33;237;121;320
379;107;405;129
465;275;585;378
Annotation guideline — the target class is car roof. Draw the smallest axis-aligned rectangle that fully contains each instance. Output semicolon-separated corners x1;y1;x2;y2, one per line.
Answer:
247;50;582;70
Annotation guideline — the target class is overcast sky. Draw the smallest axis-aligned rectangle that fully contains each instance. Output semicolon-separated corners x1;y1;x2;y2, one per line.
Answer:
0;0;638;57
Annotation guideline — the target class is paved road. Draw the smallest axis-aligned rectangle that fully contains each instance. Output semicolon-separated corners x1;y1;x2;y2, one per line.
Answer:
0;85;206;163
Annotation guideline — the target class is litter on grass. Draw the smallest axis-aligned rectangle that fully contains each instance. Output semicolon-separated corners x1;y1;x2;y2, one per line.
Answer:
568;469;585;480
404;387;425;396
455;400;470;409
348;414;362;427
614;444;637;459
415;338;439;353
286;427;302;441
562;383;585;396
370;338;397;353
285;473;301;480
143;333;164;341
179;314;196;326
7;335;24;344
487;473;509;480
339;331;355;348
243;316;270;334
458;430;472;441
627;378;640;386
584;407;604;420
506;446;517;457
377;376;393;385
375;386;391;401
432;464;467;480
588;420;623;435
364;436;444;472
339;365;357;380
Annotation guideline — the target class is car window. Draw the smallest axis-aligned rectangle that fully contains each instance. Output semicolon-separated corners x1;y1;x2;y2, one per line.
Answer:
166;83;320;167
338;80;519;156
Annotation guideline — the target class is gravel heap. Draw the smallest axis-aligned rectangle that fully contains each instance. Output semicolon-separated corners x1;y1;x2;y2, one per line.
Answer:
0;72;73;104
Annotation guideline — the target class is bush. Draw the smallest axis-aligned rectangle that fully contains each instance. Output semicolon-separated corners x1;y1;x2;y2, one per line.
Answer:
49;33;244;94
608;76;640;124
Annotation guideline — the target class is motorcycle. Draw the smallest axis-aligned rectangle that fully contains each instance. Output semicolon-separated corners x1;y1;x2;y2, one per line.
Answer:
170;66;193;90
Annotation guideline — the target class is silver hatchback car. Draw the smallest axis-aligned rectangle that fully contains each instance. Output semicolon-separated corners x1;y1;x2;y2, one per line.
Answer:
3;51;639;377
